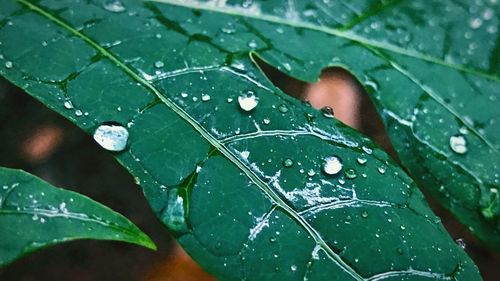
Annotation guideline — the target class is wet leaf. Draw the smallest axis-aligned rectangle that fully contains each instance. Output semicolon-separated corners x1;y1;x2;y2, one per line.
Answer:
0;167;155;266
0;0;487;280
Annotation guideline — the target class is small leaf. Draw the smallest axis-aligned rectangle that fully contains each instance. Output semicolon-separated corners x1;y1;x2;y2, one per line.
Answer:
0;167;155;267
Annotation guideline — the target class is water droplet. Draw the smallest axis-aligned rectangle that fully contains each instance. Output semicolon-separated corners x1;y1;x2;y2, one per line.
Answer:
248;39;257;48
469;18;483;29
400;225;406;230
180;92;188;98
290;265;297;272
449;134;467;154
322;156;342;175
282;158;294;168
269;237;277;243
238;91;259;111
356;157;367;165
154;60;164;68
263;118;270;125
307;169;316;177
93;123;129;152
455;238;466;249
361;210;369;218
221;25;236;34
278;104;289;113
160;187;189;234
63;100;74;109
377;166;386;174
215;242;222;249
75;109;83;117
104;0;126;12
362;146;373;154
321;106;334;118
4;61;13;69
201;94;211;101
226;97;234;103
345;168;357;179
396;247;404;255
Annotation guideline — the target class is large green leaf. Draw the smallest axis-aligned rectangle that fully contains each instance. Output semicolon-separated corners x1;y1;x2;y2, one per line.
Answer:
0;0;485;280
0;167;155;266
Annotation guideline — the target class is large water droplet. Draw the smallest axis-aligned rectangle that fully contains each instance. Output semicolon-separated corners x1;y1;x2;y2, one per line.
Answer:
322;156;342;175
104;0;126;12
278;104;289;113
63;100;74;109
449;134;467;154
377;166;386;174
321;106;334;118
238;91;259;111
93;123;129;152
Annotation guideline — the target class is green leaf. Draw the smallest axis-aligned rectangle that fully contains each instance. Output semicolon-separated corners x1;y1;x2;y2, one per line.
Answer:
0;0;485;280
0;167;156;267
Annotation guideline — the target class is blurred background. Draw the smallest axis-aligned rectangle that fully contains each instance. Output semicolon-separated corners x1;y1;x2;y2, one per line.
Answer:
0;64;498;280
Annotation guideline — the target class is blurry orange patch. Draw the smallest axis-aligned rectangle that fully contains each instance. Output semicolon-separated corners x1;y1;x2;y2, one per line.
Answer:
305;68;362;129
21;125;64;163
144;243;216;281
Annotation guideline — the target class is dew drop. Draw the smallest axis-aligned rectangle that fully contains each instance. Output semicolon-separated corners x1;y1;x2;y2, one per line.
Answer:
356;157;367;165
455;238;466;249
180;92;188;98
345;168;357;179
238;91;259;112
307;169;316;177
227;97;234;103
469;18;483;29
361;210;369;218
321;106;334;118
322;156;342;175
263;118;270;125
201;94;211;101
278;104;289;113
75;109;83;117
248;39;257;48
449;134;467;154
63;100;74;109
4;61;12;69
93;123;129;152
154;60;164;68
282;158;294;168
104;0;126;12
160;187;189;234
377;166;386;174
290;265;297;272
269;236;277;243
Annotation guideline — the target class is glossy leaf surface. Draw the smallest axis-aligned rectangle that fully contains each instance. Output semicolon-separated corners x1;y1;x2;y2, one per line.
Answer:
0;167;155;266
0;0;486;280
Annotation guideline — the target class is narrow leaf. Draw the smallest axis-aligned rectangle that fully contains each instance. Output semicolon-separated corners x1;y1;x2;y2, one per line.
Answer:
0;167;155;267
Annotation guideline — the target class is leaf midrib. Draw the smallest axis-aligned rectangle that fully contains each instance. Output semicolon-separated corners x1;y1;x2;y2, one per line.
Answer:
17;0;364;279
152;0;499;82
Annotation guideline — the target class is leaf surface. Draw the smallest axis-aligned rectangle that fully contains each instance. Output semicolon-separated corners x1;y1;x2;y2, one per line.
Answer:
0;0;486;280
0;167;155;267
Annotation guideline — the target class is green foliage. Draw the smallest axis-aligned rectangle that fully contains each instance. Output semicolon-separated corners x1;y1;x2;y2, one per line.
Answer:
0;167;155;267
1;0;498;280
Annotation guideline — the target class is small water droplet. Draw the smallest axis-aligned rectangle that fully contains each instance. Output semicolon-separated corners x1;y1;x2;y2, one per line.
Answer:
377;166;386;174
4;61;13;69
361;210;369;218
238;91;259;111
63;100;74;109
356;157;367;165
400;225;406;230
455;238;466;249
154;60;164;68
396;247;404;255
75;109;83;117
226;97;234;103
180;92;188;98
345;168;357;179
104;0;126;12
263;118;270;125
269;237;277;243
201;94;211;101
449;134;467;154
248;39;257;48
278;104;289;113
362;146;373;154
321;106;334;118
93;122;129;152
307;169;316;177
282;158;294;168
322;156;342;175
290;265;297;272
469;18;483;29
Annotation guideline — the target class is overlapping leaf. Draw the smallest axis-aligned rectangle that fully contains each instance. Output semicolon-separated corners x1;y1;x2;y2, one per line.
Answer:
0;167;155;266
0;0;489;280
